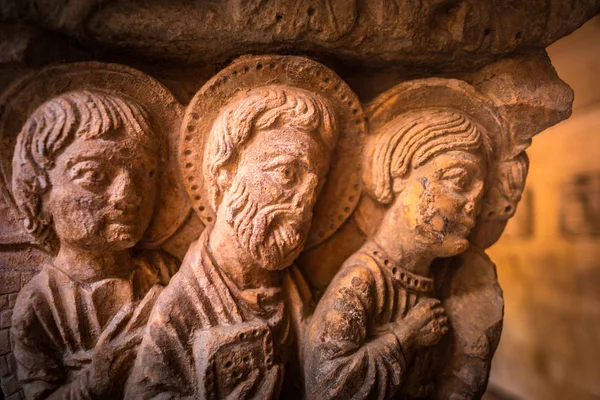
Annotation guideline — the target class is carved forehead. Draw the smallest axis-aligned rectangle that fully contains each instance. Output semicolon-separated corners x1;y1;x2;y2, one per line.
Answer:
415;150;485;172
53;135;159;168
238;127;330;173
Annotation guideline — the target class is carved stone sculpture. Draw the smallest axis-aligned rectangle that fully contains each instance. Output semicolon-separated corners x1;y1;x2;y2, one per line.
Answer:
127;55;364;399
0;3;596;399
304;82;493;399
0;63;184;399
435;152;529;399
11;89;177;399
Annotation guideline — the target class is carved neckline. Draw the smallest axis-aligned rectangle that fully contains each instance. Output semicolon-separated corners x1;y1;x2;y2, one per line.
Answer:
363;242;434;294
202;233;285;319
46;261;136;289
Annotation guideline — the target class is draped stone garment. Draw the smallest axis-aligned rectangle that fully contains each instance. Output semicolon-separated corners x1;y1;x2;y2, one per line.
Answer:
10;250;178;400
304;241;441;400
126;231;312;399
435;245;504;398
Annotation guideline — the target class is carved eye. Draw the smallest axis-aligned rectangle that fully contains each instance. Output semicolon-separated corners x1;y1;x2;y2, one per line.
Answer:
80;169;107;185
275;165;298;186
71;164;108;188
441;168;469;191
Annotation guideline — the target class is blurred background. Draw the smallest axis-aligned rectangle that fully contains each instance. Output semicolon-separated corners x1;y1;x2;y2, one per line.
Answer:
483;15;600;400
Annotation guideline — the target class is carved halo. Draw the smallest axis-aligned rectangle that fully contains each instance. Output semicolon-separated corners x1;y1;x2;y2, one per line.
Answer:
0;62;188;249
366;78;507;154
180;55;366;249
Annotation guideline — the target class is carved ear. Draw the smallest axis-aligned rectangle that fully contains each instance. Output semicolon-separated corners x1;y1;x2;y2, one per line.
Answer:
217;169;233;194
392;177;407;195
209;169;234;212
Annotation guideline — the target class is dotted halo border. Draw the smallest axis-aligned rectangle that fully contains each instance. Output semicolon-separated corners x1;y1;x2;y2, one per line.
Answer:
0;62;186;249
180;55;367;249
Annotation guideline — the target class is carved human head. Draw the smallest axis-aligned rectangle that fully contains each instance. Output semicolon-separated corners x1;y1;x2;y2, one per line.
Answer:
364;108;489;257
203;85;338;270
469;152;529;248
12;90;162;252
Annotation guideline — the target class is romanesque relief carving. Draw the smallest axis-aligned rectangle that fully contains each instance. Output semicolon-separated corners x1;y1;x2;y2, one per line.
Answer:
304;79;500;399
0;52;575;400
0;63;185;399
126;55;366;399
2;0;598;73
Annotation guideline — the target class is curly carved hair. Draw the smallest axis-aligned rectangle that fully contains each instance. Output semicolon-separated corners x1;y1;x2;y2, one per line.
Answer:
363;108;490;205
203;85;338;211
12;89;159;251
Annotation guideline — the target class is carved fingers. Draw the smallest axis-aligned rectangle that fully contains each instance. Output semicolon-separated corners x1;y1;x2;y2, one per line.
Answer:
404;298;450;348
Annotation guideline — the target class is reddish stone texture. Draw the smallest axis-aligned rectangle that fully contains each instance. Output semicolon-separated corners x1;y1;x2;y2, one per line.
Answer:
0;3;595;400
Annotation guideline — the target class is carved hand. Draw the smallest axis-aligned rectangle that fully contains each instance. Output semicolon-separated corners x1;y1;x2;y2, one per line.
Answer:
88;302;145;397
394;298;449;350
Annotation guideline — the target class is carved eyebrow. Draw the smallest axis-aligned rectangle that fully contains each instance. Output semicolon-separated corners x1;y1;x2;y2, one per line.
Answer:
436;158;480;174
65;156;105;170
265;154;314;172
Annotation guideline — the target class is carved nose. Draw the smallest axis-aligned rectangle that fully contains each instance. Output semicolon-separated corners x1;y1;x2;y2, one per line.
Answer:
500;202;515;218
110;171;140;210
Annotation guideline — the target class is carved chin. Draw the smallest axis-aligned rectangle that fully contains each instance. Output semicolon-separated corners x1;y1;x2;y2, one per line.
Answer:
447;236;471;255
414;216;472;256
104;224;141;249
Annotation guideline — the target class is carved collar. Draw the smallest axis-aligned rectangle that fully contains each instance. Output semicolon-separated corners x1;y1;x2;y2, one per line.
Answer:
362;241;434;294
201;232;285;319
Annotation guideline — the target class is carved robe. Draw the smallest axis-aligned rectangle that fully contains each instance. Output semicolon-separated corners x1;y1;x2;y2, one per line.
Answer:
10;250;178;400
435;245;504;398
127;231;312;399
304;241;441;400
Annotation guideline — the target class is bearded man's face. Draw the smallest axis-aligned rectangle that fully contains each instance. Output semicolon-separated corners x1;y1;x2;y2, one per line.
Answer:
220;125;331;270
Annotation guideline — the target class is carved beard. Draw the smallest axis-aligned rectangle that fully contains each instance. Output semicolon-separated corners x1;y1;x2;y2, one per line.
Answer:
224;175;308;270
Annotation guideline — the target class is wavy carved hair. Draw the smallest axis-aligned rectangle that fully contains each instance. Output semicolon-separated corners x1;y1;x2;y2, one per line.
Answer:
12;89;158;251
363;108;488;205
204;85;338;211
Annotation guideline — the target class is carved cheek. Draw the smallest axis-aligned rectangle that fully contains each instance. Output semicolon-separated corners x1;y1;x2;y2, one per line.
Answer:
418;183;464;239
431;182;468;216
299;173;319;207
50;187;105;244
262;180;284;205
400;179;427;231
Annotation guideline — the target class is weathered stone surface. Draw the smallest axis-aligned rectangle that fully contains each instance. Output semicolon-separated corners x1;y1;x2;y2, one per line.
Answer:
0;354;8;376
0;2;595;400
1;374;21;396
0;329;10;355
0;310;12;329
0;0;598;72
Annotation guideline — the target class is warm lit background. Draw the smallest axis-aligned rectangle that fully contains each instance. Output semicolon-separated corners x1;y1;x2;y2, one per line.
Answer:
484;15;600;400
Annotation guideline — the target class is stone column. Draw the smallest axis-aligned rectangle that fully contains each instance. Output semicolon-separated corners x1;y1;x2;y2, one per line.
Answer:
0;2;598;399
